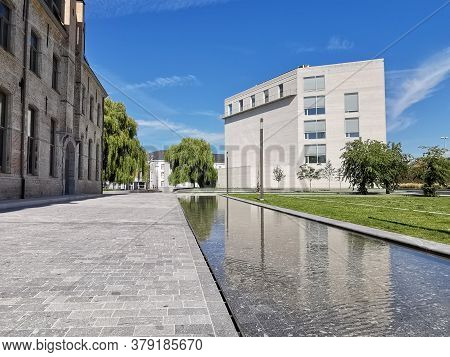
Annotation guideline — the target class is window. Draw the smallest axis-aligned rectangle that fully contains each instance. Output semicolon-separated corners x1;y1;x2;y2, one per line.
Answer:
239;99;243;112
97;103;101;126
52;55;59;91
227;103;232;116
251;95;256;108
81;85;86;115
279;84;284;98
0;91;6;171
95;144;100;181
78;141;83;179
345;93;359;113
89;96;94;122
45;0;62;20
0;1;11;51
304;120;326;139
304;96;325;115
264;90;269;103
345;118;360;138
27;108;37;175
304;144;326;164
49;119;55;176
161;172;165;180
30;32;39;75
161;181;165;187
88;139;92;180
161;163;165;171
304;76;325;92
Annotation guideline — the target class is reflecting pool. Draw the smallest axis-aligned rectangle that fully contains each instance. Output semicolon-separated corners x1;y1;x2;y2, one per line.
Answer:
179;195;450;337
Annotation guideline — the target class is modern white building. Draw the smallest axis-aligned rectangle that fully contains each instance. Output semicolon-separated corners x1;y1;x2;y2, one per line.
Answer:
222;59;386;190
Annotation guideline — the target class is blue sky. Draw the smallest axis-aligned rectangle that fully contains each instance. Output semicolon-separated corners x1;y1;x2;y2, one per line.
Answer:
86;0;450;156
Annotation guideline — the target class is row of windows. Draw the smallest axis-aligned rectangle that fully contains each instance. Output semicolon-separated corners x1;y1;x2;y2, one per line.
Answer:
304;118;360;139
0;1;10;51
228;83;285;115
0;91;99;179
303;93;359;116
81;86;102;126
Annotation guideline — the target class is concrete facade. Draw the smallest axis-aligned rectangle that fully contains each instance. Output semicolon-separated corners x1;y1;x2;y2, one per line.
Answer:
223;60;386;190
0;0;107;200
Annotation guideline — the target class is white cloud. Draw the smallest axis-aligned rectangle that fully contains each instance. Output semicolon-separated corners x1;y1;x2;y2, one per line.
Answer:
387;47;450;132
137;119;224;145
89;0;231;17
124;75;199;91
327;36;354;50
188;110;222;118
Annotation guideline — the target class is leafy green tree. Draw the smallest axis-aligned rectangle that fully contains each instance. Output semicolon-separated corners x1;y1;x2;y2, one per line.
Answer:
379;143;410;194
273;166;286;188
418;146;450;196
165;138;218;188
103;98;148;185
321;161;336;191
297;164;322;192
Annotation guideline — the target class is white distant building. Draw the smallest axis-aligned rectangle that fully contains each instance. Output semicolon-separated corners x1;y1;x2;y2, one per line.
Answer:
222;59;387;190
149;151;225;191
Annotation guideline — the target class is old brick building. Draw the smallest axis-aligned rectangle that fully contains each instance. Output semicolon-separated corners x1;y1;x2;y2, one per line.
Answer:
0;0;107;200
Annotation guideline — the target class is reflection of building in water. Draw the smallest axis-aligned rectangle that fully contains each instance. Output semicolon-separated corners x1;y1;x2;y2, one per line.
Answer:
223;198;392;336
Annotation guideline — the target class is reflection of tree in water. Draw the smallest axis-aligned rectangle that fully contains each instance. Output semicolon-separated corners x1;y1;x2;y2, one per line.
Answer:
179;196;218;241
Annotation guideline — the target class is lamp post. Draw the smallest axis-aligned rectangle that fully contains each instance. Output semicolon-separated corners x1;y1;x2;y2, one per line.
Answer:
441;136;448;150
226;151;229;195
259;118;264;201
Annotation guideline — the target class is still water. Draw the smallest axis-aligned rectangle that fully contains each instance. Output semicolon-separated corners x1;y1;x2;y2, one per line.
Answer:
179;195;450;337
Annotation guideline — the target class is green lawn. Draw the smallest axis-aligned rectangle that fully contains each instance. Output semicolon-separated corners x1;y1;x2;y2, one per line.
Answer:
232;194;450;245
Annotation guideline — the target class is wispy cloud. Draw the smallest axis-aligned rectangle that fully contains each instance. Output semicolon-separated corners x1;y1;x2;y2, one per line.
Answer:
327;36;354;50
188;110;222;118
137;119;224;145
124;75;199;91
89;0;231;17
295;46;316;54
387;47;450;132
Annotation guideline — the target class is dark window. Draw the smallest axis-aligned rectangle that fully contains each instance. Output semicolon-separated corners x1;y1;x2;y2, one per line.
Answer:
279;84;284;98
27;108;37;175
89;96;94;122
251;95;255;108
304;96;325;116
304;144;326;164
97;103;101;126
45;0;62;20
30;32;39;74
264;90;269;103
52;55;59;91
95;144;100;181
239;99;243;112
0;1;11;51
0;91;6;171
88;140;92;180
81;85;86;115
78;141;83;179
304;120;326;140
49;119;55;176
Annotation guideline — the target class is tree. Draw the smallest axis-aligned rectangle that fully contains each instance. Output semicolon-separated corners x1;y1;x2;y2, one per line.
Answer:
378;143;410;194
321;161;336;191
336;167;344;191
272;166;286;188
165;138;218;188
418;146;450;196
297;164;322;192
103;98;148;185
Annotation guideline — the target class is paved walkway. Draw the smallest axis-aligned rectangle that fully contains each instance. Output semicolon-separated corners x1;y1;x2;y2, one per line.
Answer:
0;193;237;337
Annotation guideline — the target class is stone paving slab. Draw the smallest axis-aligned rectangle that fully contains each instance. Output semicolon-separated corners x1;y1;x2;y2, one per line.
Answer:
0;193;237;337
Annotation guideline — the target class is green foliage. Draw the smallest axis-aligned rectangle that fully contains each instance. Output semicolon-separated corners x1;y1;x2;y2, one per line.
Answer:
103;98;148;185
272;166;286;187
340;139;409;194
297;164;322;191
417;146;450;196
165;138;218;188
321;161;336;191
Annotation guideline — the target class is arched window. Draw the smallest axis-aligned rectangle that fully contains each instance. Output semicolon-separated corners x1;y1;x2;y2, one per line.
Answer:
96;143;100;181
88;139;92;180
0;1;11;51
78;139;83;179
89;96;94;122
97;103;101;127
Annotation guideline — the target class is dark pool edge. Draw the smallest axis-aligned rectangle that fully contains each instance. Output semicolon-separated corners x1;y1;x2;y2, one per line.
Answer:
222;195;450;258
178;200;244;337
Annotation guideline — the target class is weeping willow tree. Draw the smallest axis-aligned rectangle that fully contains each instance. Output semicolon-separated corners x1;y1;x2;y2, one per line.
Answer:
103;98;148;185
165;138;218;188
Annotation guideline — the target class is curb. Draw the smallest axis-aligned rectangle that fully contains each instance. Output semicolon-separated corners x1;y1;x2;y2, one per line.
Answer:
0;194;103;212
222;195;450;258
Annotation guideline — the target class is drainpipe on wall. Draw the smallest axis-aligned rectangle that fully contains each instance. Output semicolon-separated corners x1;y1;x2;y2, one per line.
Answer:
20;0;31;199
